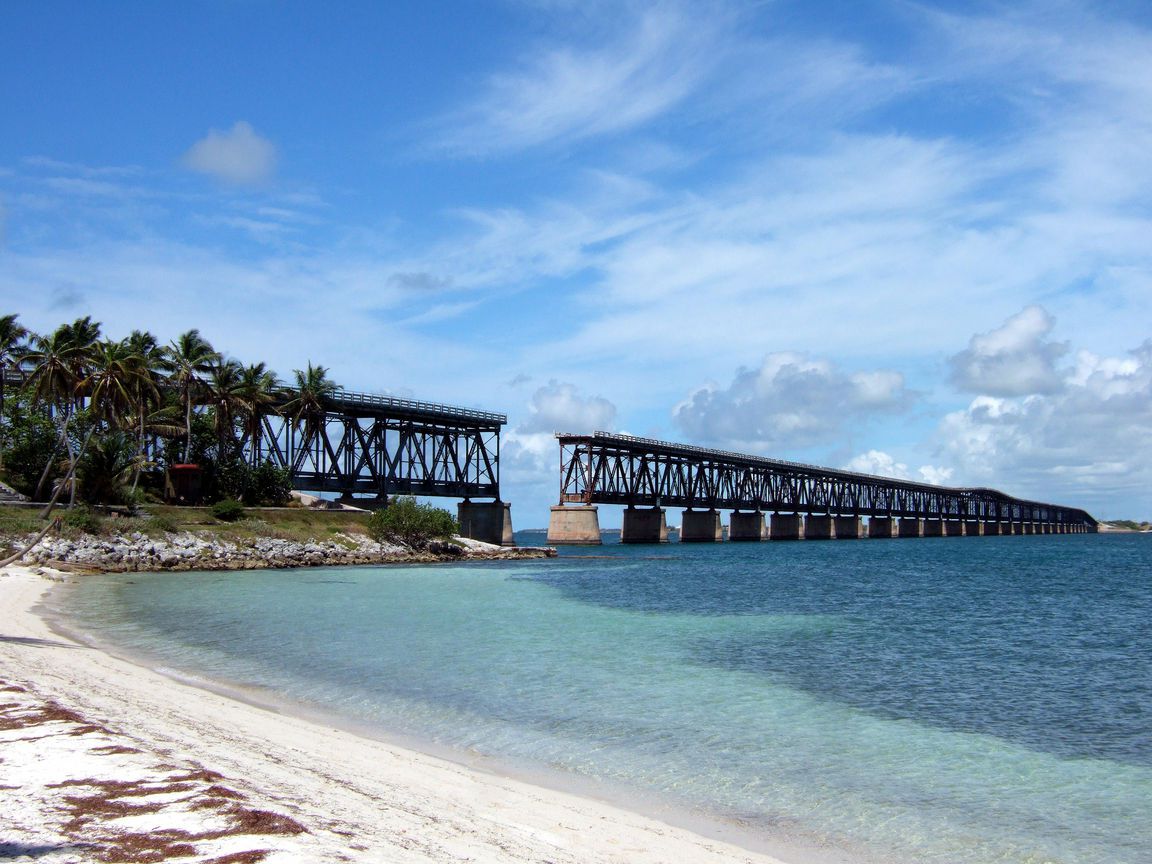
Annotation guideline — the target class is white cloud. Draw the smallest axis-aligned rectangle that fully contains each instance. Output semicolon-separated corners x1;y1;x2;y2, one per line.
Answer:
674;353;913;452
430;5;720;155
936;339;1152;515
842;450;953;486
517;380;617;435
182;122;277;185
949;306;1069;396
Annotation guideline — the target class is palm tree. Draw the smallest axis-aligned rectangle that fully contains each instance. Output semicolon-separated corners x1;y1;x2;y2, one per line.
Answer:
121;330;170;485
207;358;245;459
83;339;155;432
282;362;337;469
23;317;101;501
160;329;219;463
237;362;281;466
0;313;30;468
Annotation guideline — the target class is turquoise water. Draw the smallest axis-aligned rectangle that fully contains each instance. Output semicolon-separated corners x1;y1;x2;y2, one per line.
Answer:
60;532;1152;864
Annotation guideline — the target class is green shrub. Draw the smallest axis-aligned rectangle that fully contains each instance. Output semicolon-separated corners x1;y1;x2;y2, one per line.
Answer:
248;462;292;506
62;506;104;535
211;499;246;522
146;514;179;534
367;497;458;548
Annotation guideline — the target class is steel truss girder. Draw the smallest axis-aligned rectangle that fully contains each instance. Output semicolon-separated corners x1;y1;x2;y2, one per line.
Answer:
250;411;501;500
556;432;1095;527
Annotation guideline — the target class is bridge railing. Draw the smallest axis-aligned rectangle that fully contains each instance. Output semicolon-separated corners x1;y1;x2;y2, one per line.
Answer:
327;388;507;426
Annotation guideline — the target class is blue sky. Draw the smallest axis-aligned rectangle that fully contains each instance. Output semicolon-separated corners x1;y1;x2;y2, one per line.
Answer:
2;0;1151;527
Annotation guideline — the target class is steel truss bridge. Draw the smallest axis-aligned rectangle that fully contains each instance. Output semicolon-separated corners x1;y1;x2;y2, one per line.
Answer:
248;389;505;502
555;432;1096;529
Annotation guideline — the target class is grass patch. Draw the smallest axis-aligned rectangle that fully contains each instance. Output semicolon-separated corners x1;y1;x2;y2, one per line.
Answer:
0;503;373;546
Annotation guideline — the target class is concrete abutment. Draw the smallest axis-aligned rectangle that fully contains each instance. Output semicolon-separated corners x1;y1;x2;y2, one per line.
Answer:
770;513;802;541
804;515;833;540
457;501;515;546
898;518;923;538
621;506;668;544
546;506;601;545
681;509;723;542
834;516;862;539
868;517;896;538
729;511;767;541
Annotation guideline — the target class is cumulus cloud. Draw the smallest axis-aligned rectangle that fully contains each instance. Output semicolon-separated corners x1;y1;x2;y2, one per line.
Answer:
936;339;1152;512
182;121;277;185
674;353;913;451
517;380;617;434
949;306;1068;396
842;450;953;486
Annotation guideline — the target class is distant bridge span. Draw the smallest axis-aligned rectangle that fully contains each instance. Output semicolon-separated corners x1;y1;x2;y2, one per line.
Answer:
547;432;1097;543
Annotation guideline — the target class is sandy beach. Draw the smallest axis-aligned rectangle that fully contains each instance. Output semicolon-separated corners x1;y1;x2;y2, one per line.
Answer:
0;565;795;864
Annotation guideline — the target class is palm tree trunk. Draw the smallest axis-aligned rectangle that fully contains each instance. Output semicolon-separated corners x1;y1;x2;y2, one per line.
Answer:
0;368;7;471
0;513;59;567
35;409;71;501
183;390;192;463
40;426;95;520
131;410;145;494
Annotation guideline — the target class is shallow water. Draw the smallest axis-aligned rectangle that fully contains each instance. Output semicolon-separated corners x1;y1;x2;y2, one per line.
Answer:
60;532;1152;864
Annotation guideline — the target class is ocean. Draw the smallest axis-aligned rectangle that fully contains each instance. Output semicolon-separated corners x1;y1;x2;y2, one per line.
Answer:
57;531;1152;864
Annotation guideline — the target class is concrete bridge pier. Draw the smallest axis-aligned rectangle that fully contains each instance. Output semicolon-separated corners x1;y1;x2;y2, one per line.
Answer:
621;506;668;543
868;517;896;538
963;520;983;536
547;505;601;545
922;519;943;537
804;515;833;540
681;509;723;542
898;518;923;538
729;511;766;541
982;521;1001;536
834;516;862;539
942;520;963;537
458;501;515;546
770;513;802;541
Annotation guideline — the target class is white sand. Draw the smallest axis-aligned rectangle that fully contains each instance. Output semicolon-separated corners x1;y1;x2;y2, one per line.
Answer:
0;565;801;864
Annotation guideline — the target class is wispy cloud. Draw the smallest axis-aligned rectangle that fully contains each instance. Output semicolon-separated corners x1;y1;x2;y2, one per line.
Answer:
427;5;723;156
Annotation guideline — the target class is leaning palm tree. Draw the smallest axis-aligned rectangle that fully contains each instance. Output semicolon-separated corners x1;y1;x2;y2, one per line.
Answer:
0;313;30;468
281;362;338;469
160;329;219;463
237;362;281;466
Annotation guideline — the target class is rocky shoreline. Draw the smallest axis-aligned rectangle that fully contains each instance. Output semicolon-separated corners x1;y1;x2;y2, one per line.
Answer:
9;529;555;572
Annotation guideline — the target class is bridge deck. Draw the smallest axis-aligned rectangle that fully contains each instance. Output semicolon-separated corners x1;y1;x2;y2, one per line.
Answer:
555;432;1095;526
325;388;506;428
